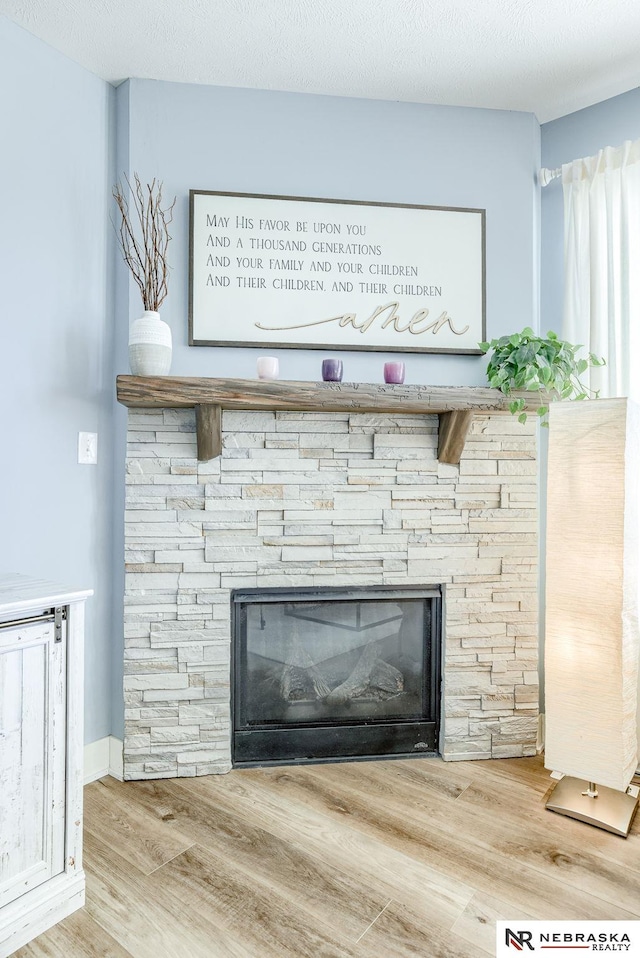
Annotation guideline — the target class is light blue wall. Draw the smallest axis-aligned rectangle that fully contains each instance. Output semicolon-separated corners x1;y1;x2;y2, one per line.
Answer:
122;79;541;385
0;16;116;744
541;85;640;332
109;81;132;741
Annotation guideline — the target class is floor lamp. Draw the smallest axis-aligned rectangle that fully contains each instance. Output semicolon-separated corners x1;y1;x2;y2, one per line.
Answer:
545;398;640;836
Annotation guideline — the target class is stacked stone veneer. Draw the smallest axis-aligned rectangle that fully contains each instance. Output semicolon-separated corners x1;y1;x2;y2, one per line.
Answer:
123;407;539;780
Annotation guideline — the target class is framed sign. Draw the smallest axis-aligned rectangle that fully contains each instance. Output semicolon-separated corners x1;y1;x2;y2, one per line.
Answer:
189;191;485;354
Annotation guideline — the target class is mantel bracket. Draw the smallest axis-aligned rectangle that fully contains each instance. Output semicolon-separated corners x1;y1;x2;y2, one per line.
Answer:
195;404;222;461
437;410;474;465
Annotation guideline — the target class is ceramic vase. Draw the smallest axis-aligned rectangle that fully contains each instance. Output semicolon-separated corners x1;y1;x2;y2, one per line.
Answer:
129;311;172;376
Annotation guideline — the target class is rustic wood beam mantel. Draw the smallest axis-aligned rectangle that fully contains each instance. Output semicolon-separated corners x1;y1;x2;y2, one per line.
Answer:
116;375;536;464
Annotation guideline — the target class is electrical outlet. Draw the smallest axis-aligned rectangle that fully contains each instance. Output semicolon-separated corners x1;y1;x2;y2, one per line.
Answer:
78;432;98;464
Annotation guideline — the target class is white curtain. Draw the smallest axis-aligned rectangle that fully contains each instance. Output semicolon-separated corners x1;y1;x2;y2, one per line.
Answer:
563;138;640;402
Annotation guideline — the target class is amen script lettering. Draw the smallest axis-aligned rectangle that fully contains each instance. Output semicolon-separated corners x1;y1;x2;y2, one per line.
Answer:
254;302;470;337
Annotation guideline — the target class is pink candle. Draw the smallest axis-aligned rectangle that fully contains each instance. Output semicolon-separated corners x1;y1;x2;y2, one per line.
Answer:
257;357;279;380
384;361;405;384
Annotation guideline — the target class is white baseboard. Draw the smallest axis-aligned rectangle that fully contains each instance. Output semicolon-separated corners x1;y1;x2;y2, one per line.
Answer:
537;712;545;753
108;736;124;781
83;736;124;784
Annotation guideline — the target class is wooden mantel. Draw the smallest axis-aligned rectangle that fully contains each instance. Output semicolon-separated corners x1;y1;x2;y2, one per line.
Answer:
116;375;534;465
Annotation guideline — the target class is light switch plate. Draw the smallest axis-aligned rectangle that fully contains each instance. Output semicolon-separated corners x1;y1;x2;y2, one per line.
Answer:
78;432;98;464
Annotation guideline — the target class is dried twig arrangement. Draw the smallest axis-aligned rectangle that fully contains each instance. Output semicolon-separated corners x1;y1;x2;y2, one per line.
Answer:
112;174;176;311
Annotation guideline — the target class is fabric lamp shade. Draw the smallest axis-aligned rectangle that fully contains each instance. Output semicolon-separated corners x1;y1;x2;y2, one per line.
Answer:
545;398;640;792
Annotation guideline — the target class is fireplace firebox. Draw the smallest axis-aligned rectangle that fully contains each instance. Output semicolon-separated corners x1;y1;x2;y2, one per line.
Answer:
232;585;441;766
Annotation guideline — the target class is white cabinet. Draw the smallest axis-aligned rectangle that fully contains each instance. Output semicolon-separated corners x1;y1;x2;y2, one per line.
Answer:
0;575;91;958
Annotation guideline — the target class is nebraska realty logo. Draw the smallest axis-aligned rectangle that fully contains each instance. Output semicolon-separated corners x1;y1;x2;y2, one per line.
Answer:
496;922;640;955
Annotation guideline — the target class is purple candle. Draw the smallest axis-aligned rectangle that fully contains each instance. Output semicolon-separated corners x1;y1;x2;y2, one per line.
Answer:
384;361;405;384
322;358;343;382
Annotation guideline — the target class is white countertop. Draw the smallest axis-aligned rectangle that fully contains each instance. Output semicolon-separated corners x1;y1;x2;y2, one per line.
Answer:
0;573;93;619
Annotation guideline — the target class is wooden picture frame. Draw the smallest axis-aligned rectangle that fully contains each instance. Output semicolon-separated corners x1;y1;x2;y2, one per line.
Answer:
189;190;486;354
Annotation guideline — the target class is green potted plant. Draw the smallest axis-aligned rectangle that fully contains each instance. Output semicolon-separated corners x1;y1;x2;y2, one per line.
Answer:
113;174;176;376
479;327;605;425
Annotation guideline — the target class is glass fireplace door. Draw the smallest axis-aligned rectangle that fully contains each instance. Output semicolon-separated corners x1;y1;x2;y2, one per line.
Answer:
233;585;441;766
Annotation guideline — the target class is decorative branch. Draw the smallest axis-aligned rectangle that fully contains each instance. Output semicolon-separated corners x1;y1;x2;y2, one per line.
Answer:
112;174;176;312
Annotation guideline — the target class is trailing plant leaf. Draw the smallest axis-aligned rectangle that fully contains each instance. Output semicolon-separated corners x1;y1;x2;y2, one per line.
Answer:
479;328;605;425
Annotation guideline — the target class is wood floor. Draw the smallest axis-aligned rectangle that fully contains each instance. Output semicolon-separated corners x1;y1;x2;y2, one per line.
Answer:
16;755;640;958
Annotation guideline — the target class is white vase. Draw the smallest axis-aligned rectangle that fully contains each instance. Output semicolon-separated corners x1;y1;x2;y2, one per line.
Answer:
129;311;172;376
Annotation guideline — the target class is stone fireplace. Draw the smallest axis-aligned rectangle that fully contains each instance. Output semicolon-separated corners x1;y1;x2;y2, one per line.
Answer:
123;406;539;779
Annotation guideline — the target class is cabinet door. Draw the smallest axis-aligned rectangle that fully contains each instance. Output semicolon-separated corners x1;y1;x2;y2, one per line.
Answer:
0;618;66;908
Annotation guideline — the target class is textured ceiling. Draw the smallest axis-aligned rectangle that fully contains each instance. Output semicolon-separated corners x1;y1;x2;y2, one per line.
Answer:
3;0;640;122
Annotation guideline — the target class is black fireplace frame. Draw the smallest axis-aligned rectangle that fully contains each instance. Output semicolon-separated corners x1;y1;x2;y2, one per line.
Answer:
231;584;442;767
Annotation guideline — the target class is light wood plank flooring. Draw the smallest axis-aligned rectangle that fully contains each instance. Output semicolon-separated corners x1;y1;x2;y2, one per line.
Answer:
15;755;640;958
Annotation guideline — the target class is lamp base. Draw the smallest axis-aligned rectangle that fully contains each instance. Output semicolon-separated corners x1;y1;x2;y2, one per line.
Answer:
546;776;639;837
